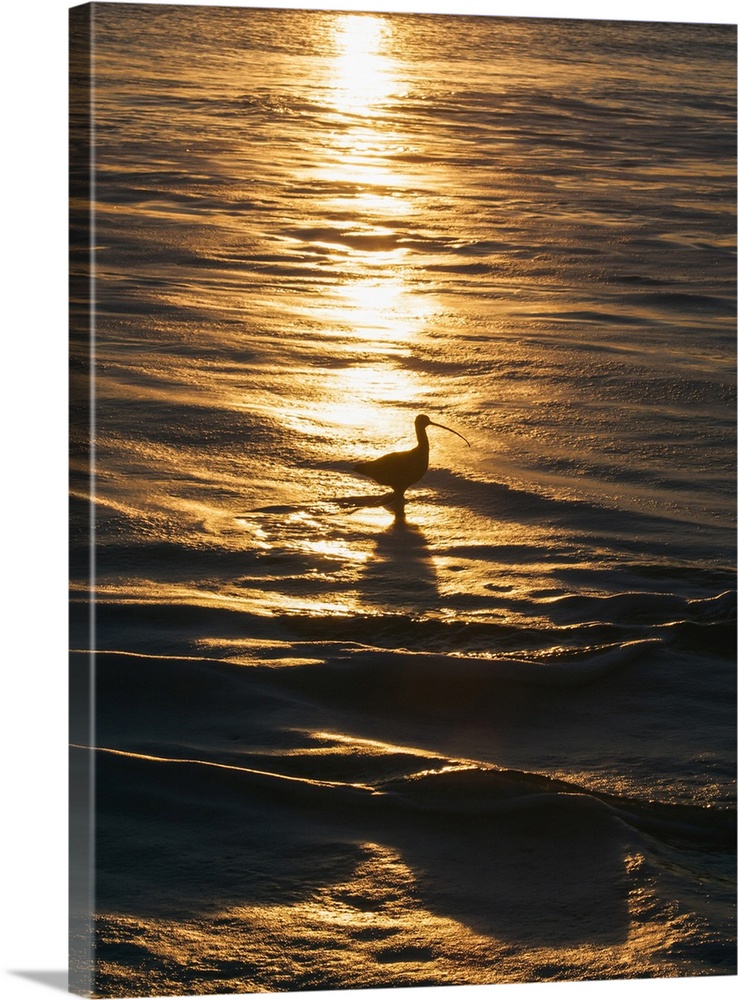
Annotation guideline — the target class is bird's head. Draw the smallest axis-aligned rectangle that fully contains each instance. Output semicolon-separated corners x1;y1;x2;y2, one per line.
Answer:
415;413;470;446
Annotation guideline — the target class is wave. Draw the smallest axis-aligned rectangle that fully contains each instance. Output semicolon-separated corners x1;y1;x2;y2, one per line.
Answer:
510;588;737;627
74;636;661;700
74;623;733;808
71;563;736;655
380;764;736;847
287;638;658;691
81;743;642;952
77;743;735;851
85;737;737;985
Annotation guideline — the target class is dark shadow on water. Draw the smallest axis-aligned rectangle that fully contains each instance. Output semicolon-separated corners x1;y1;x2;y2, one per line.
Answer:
10;971;68;992
90;746;635;955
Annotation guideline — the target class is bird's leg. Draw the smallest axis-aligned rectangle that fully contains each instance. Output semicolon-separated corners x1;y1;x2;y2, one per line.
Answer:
387;490;406;512
391;503;407;525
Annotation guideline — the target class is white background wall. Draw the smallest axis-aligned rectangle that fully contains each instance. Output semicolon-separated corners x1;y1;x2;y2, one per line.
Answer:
2;2;734;999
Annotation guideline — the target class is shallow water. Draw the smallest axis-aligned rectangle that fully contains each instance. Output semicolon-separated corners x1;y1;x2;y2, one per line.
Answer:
69;4;736;995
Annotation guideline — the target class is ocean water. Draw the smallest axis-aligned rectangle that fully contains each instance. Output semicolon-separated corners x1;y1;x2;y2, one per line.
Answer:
69;4;736;996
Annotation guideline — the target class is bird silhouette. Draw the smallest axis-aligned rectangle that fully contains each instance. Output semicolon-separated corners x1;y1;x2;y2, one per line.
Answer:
353;414;470;500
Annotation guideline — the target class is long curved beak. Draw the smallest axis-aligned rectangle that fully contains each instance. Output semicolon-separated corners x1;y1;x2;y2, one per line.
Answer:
429;421;471;446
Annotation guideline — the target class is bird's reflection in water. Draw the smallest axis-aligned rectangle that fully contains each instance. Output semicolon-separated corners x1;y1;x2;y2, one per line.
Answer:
321;491;438;611
359;501;439;614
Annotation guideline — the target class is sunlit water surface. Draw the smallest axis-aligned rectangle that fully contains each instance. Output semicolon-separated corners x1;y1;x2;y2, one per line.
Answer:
70;6;736;995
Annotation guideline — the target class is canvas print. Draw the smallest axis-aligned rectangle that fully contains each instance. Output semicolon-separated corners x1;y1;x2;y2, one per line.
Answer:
69;2;736;996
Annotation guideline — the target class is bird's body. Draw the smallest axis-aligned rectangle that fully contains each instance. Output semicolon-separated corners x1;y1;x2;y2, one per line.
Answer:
353;414;469;499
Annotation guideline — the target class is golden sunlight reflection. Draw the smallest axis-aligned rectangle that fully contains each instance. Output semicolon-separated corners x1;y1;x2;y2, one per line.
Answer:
333;186;409;220
331;14;396;114
96;833;674;988
335;363;422;408
299;14;443;456
283;362;428;449
300;537;369;564
332;277;440;343
303;731;452;760
315;14;411;217
320;131;411;203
